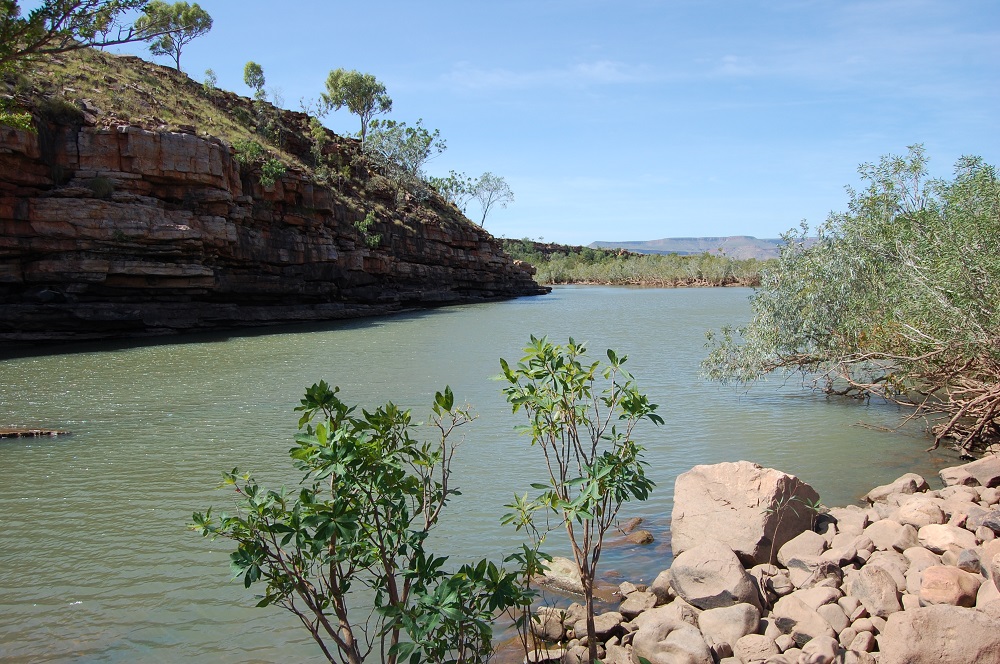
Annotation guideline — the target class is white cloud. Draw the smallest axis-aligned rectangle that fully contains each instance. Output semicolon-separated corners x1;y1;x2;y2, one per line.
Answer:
444;60;652;90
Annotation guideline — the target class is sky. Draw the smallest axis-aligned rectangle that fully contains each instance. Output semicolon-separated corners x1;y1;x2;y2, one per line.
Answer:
86;1;1000;244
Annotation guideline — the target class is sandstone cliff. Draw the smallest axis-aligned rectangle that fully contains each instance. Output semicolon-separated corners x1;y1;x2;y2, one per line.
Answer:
0;95;546;344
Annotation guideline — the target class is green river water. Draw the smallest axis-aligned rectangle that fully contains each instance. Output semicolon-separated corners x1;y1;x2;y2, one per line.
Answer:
0;286;959;662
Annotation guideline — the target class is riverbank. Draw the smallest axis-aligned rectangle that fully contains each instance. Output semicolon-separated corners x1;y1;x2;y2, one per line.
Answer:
526;457;1000;664
501;239;768;287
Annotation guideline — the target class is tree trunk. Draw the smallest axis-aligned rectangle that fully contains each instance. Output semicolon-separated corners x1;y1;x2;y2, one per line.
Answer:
584;578;597;663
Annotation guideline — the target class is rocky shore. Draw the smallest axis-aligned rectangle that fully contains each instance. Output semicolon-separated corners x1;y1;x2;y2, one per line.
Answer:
529;457;1000;664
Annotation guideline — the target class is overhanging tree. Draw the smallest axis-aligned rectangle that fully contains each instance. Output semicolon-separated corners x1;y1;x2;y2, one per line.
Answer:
0;0;184;70
703;146;1000;455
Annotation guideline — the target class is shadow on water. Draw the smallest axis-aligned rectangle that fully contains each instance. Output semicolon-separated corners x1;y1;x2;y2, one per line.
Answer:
0;303;478;361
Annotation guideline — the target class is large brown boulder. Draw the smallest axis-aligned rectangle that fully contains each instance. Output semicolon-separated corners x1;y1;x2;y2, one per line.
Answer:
879;605;1000;664
670;461;820;566
918;565;982;607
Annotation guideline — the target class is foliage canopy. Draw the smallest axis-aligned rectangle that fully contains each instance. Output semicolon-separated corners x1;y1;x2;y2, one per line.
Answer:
500;336;662;662
322;68;391;148
135;0;211;71
703;146;1000;454
0;0;176;69
193;383;530;664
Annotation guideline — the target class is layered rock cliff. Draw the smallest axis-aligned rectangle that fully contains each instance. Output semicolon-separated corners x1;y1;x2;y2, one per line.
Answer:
0;117;546;343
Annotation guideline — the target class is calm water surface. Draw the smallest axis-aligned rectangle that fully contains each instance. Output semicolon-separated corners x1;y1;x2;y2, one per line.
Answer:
0;287;959;662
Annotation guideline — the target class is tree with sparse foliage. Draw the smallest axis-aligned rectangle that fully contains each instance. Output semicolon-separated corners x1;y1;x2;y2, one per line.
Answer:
703;146;1000;455
135;0;211;71
0;0;182;69
428;170;475;211
500;336;661;663
364;118;445;198
472;172;513;226
321;68;391;149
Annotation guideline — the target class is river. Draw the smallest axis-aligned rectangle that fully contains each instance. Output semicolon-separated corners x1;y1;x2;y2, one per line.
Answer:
0;286;959;662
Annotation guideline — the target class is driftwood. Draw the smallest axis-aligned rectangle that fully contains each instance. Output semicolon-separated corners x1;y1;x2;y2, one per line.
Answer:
0;428;70;438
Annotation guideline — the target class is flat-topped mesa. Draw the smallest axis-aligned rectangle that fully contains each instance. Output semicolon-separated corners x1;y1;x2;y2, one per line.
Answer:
0;120;547;343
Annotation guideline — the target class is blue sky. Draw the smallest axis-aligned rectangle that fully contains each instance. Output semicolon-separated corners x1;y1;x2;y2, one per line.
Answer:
99;1;1000;244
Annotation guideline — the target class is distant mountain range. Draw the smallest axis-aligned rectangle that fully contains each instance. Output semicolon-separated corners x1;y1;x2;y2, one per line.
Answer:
589;236;795;261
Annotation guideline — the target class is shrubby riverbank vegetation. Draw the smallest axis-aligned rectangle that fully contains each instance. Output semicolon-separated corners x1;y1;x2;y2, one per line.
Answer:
704;146;1000;456
502;239;769;287
194;337;662;664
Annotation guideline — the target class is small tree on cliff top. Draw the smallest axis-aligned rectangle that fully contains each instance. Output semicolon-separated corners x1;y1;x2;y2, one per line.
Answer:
321;68;392;149
500;336;662;663
136;0;212;71
192;383;530;664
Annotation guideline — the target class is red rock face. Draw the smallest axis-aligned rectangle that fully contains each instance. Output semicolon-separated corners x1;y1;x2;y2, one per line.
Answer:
0;123;546;343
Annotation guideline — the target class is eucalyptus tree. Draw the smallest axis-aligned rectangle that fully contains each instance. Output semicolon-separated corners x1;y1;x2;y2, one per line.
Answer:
321;68;391;148
428;170;475;211
243;60;265;99
364;118;445;198
472;172;513;226
0;0;180;69
135;0;211;71
703;146;1000;454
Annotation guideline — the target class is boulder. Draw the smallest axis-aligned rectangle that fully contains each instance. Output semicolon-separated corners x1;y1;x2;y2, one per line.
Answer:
776;530;828;568
902;546;940;573
917;565;981;608
938;466;977;487
732;634;779;664
697;603;760;649
896;494;946;528
670;461;819;566
847;565;901;618
625;529;655;545
669;540;761;611
865;473;929;503
771;595;837;646
619;590;657;619
917;524;977;554
531;606;568;643
827;506;868;538
631;612;713;664
572;611;624;642
649;569;674;605
816;602;850;634
863;519;909;552
879;605;1000;664
799;635;839;664
940;455;1000;489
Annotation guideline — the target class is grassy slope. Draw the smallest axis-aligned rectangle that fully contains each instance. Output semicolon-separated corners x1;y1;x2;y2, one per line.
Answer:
3;47;481;237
